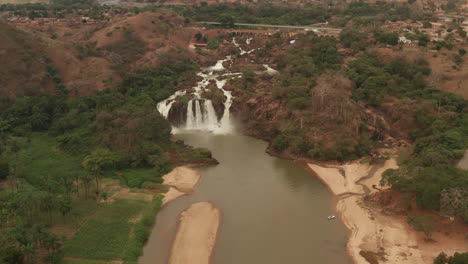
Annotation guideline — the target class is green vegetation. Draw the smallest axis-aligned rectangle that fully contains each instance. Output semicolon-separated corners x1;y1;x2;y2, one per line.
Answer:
407;214;437;240
117;168;165;188
123;197;162;262
63;260;115;264
347;54;437;106
434;252;468;264
207;35;222;50
266;32;373;161
382;112;468;221
181;147;213;162
172;2;433;27
374;31;399;46
365;50;468;221
339;28;370;52
0;60;197;263
64;199;147;259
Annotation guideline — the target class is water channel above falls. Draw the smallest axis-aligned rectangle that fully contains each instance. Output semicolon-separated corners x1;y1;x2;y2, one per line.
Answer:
140;37;351;264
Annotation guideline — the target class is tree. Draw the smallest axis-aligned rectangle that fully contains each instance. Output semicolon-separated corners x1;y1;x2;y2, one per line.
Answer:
239;68;255;89
0;161;9;180
407;214;437;240
40;192;56;223
434;252;468;264
376;32;399;46
82;148;116;195
418;33;430;46
57;197;71;222
80;173;93;199
194;32;203;42
219;15;234;27
423;21;432;28
434;252;448;264
339;28;369;51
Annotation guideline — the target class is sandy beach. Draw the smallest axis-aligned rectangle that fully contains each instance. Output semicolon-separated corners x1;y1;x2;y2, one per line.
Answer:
162;166;201;205
168;202;220;264
309;157;466;264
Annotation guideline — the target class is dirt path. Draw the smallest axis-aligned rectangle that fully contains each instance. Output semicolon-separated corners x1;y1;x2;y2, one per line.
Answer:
168;202;220;264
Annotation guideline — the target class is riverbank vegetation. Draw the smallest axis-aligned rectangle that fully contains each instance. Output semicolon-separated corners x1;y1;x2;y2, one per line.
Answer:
0;59;214;263
1;1;467;263
229;27;467;227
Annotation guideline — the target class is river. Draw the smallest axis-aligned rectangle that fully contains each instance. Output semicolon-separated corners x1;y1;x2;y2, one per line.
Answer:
141;36;351;263
139;131;351;264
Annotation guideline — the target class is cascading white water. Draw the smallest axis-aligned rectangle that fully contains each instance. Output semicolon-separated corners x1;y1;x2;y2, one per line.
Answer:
195;100;203;127
233;37;255;55
186;100;195;129
203;100;218;130
157;37;267;134
156;90;186;118
263;64;279;75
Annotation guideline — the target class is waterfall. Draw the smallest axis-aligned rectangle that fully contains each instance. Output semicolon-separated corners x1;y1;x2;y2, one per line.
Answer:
157;38;253;134
185;99;220;131
156;90;186;118
186;100;194;129
213;79;232;132
195;100;203;128
204;100;218;130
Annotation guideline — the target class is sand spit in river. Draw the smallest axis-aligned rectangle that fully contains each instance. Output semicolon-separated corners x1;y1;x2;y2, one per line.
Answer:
169;202;220;264
162;166;201;205
309;158;466;264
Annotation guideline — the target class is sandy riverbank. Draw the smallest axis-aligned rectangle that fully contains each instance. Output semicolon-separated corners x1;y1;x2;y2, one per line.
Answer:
162;166;201;205
169;202;220;264
309;157;465;264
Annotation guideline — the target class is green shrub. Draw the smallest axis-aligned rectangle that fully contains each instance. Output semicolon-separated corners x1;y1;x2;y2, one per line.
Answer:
0;161;9;180
123;196;162;261
182;147;213;162
272;134;288;151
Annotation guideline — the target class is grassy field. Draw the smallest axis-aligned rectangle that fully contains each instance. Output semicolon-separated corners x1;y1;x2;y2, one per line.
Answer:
14;134;164;263
64;199;148;260
116;168;164;188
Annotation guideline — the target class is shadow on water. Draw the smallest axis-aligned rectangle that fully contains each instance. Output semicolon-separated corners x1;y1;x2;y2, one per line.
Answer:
139;132;352;264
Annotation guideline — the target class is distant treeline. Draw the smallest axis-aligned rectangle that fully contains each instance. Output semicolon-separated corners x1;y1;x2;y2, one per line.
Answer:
1;2;436;26
169;2;436;26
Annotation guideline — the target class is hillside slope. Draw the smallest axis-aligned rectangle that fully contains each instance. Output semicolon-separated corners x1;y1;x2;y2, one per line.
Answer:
1;12;202;98
0;22;57;99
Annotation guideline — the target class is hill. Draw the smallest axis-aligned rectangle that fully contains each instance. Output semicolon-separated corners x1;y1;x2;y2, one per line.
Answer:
0;11;203;99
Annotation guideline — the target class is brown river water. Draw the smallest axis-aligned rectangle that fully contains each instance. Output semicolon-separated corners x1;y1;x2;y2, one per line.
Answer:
139;131;351;264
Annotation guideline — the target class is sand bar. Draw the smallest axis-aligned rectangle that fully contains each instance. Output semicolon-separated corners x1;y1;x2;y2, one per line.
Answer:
169;202;220;264
309;157;463;264
162;166;201;205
